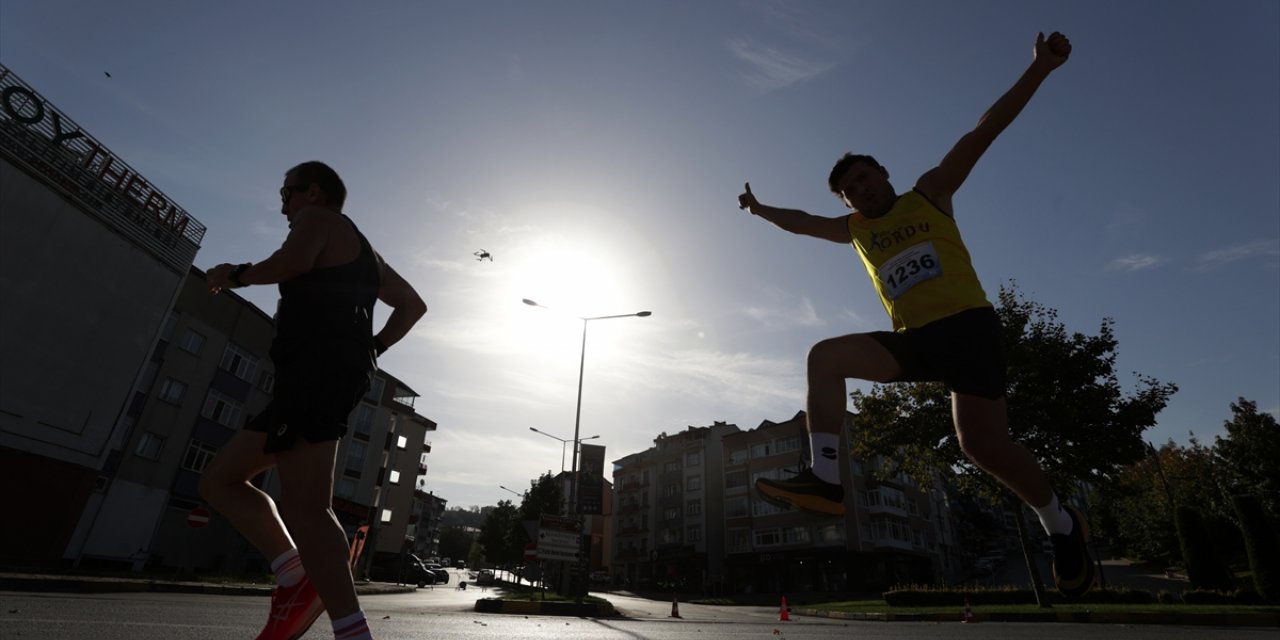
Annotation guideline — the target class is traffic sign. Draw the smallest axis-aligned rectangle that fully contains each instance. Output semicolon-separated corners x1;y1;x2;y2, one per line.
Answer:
187;507;211;529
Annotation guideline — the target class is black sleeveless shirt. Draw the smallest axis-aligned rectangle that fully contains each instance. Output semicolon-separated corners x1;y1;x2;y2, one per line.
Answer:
270;213;380;371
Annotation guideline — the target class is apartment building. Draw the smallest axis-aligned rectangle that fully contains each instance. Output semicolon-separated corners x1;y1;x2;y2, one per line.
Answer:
611;421;740;590
62;268;437;574
609;413;959;594
1;64;206;565
410;489;448;561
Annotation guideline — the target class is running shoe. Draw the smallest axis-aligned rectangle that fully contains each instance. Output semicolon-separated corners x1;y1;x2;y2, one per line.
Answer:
1050;505;1096;598
755;468;845;515
256;575;325;640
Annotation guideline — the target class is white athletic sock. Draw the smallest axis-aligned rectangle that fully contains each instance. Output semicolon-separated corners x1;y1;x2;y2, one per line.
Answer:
809;432;841;485
1032;494;1074;536
269;548;306;588
332;609;373;640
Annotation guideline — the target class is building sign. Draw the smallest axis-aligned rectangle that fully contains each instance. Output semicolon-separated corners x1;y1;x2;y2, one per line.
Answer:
0;64;205;272
576;443;606;515
537;513;582;562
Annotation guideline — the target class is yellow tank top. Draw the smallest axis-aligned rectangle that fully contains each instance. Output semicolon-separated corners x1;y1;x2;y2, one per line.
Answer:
847;189;991;331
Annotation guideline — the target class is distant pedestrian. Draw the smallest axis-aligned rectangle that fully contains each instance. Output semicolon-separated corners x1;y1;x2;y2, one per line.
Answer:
737;32;1095;598
201;161;427;639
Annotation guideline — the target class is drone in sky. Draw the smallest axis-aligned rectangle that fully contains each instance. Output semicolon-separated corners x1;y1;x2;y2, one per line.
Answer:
474;250;493;262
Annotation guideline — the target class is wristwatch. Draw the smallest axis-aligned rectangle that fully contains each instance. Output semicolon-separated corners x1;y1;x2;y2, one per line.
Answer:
229;263;251;288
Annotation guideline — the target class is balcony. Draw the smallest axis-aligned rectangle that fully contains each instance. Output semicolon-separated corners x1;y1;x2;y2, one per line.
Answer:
868;502;909;518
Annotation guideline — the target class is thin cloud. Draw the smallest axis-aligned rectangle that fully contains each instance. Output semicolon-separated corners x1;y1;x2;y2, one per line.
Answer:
727;35;832;92
1194;238;1280;272
1107;254;1165;272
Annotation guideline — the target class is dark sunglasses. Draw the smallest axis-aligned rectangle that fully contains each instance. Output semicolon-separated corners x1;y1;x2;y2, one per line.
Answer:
279;184;308;203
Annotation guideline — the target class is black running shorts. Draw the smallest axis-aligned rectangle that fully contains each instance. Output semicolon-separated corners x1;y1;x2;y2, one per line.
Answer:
245;354;372;454
868;306;1006;399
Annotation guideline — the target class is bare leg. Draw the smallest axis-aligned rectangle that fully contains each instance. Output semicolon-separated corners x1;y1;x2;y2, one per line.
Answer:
806;333;903;435
275;439;361;619
952;393;1052;507
198;430;294;560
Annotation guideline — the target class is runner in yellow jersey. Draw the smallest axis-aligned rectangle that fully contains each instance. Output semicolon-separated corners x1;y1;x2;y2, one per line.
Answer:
736;32;1095;598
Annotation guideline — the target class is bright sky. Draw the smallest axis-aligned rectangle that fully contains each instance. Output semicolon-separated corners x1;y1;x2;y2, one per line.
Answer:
4;1;1277;510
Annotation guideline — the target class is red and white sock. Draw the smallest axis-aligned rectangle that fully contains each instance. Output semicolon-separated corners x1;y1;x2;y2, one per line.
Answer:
332;610;373;640
269;548;306;588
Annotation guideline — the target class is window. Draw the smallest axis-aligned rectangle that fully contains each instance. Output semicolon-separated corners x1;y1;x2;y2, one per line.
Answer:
753;528;781;547
661;528;681;544
381;508;392;524
850;459;864;476
750;468;779;484
686;475;702;492
664;483;679;497
725;496;748;518
139;361;160;392
353;404;376;438
725;469;748;491
181;440;217;473
727;528;751;553
135;432;164;460
389;470;401;485
687;525;703;543
160;312;179;340
664;507;679;521
201;390;243;427
364;377;384;402
750;442;773;459
220;343;258;382
336;477;358;499
686;500;702;517
179;329;205;355
664;460;680;473
728;449;748;465
258;370;275;394
685;451;701;467
158;378;186;404
346;440;368;473
775;436;801;455
782;526;811;545
752;497;784;517
396;435;407;450
816;524;846;544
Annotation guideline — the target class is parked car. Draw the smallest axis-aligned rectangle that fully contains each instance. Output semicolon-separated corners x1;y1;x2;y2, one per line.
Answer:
588;571;612;586
475;569;495;585
423;562;450;584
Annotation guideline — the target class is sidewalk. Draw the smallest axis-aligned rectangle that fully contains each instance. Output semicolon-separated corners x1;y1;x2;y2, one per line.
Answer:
0;571;415;597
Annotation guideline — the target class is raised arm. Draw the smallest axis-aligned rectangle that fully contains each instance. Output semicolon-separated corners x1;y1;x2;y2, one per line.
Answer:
737;182;851;244
916;31;1072;213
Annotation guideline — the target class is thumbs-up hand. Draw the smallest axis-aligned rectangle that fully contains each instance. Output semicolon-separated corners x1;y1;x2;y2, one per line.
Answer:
738;182;759;212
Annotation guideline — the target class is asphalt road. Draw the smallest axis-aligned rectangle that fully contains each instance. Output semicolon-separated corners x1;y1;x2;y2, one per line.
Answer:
2;583;1275;640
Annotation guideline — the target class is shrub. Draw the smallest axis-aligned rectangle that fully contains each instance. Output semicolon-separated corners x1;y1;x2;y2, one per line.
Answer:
1156;590;1177;605
1233;494;1280;602
1175;506;1236;591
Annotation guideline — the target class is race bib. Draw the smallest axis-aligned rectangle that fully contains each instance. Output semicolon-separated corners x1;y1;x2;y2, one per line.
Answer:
879;241;941;299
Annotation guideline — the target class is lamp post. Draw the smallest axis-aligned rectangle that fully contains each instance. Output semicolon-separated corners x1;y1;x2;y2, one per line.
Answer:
529;427;600;476
522;299;650;516
498;485;523;499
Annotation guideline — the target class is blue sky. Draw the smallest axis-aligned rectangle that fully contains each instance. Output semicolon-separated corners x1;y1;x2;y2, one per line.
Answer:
4;1;1277;510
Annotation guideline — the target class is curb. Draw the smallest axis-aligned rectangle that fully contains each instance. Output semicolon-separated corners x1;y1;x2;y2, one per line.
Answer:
0;573;415;597
792;607;1280;627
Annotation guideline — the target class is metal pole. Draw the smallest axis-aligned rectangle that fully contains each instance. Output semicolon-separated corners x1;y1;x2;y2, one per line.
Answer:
569;318;588;518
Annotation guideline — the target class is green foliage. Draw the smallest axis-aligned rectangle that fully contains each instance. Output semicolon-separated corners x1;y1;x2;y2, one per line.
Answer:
1215;399;1280;522
477;500;520;565
437;526;476;564
1181;589;1264;605
1233;494;1280;602
849;283;1177;503
1175;505;1236;591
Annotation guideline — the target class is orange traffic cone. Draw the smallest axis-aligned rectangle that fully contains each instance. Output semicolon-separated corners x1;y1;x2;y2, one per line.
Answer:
779;595;791;621
962;598;976;624
669;592;682;618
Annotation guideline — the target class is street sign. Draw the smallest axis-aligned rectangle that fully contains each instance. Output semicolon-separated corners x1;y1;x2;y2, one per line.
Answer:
537;513;582;562
523;543;538;564
187;507;210;529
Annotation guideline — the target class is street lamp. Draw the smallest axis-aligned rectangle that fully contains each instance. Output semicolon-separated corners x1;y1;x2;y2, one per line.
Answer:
522;298;651;516
529;427;600;476
498;485;523;499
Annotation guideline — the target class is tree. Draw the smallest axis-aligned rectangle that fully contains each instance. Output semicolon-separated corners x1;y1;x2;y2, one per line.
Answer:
517;472;566;529
477;500;520;566
1214;398;1280;523
850;283;1177;503
849;284;1177;590
438;526;477;564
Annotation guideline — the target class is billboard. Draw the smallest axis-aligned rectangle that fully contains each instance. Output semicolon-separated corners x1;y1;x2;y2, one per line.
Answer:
576;443;606;515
